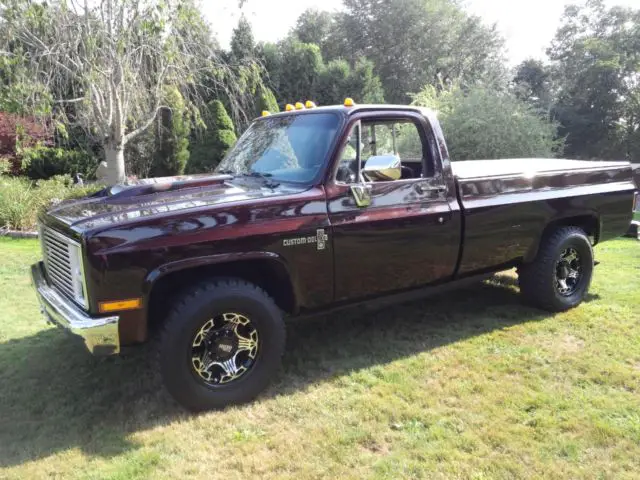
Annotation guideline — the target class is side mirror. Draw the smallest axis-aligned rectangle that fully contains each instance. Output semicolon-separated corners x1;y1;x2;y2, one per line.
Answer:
362;155;401;182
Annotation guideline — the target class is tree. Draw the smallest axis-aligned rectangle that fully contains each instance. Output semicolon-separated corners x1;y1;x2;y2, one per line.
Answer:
0;2;54;116
150;87;190;177
256;42;282;93
548;0;640;160
513;59;554;113
259;35;384;107
1;0;233;184
230;14;255;64
315;59;351;105
334;0;506;103
188;100;237;173
412;84;563;161
292;9;344;60
350;58;385;104
273;39;324;104
315;57;384;105
256;86;279;115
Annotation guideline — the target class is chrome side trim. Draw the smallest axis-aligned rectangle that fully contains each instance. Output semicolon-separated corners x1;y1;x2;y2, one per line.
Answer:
31;262;119;355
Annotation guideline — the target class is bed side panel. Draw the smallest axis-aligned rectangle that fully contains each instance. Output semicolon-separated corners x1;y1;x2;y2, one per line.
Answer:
456;166;635;275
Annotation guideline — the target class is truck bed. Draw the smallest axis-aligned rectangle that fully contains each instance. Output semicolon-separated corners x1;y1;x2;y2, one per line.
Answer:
450;158;635;276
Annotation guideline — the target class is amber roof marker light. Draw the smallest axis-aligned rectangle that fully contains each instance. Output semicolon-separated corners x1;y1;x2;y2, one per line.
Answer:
344;97;356;107
295;102;305;110
285;103;294;111
305;100;317;108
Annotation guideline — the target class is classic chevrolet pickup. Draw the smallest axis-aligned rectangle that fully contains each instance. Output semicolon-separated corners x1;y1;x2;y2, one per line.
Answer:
31;102;638;410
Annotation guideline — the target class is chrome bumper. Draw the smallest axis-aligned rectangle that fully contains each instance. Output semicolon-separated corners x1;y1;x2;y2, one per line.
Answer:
31;262;120;355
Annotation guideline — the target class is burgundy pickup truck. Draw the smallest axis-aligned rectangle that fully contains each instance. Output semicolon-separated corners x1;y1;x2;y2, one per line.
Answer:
31;103;637;410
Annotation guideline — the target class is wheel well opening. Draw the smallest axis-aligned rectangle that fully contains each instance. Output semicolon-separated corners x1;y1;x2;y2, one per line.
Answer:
147;259;296;331
546;215;600;243
524;215;600;263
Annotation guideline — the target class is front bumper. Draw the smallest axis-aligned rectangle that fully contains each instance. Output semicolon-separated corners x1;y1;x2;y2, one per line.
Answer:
30;262;120;355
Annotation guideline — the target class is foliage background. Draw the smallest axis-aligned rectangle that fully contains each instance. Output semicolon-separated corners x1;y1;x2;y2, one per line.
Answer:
413;85;564;160
0;0;638;230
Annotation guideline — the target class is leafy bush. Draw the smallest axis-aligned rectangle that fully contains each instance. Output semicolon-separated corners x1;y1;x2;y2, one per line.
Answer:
315;58;385;106
188;100;237;173
412;84;564;161
0;175;101;231
0;157;10;175
0;112;51;174
20;145;99;180
0;112;50;156
256;86;280;116
150;87;191;178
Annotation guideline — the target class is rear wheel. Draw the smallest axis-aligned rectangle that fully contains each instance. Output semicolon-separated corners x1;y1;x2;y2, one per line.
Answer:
519;226;594;312
157;278;285;411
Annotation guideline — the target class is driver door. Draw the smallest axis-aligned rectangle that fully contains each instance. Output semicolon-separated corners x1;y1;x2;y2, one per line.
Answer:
327;112;460;302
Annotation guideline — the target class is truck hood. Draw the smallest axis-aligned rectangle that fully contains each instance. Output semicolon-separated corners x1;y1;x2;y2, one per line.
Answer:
45;174;307;233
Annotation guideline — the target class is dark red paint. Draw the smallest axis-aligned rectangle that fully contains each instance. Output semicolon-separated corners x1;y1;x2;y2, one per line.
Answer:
37;105;637;345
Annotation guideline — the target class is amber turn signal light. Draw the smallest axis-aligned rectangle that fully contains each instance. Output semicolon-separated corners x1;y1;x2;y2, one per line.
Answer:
99;298;143;313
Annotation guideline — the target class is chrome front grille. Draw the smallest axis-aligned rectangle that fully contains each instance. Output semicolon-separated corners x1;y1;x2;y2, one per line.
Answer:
40;226;87;308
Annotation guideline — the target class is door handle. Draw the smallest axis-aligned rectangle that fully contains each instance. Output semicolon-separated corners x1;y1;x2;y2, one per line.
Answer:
414;183;446;195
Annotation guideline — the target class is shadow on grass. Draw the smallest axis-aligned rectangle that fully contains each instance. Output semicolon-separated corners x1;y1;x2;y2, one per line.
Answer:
0;274;598;467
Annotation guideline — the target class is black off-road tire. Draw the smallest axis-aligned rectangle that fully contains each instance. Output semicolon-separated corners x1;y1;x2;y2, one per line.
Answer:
157;278;285;411
518;226;594;312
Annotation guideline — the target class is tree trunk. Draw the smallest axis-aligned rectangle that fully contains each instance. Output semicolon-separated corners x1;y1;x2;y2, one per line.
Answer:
104;143;126;185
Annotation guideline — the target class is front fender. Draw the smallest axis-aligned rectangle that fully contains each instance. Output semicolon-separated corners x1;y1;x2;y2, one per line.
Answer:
143;251;290;290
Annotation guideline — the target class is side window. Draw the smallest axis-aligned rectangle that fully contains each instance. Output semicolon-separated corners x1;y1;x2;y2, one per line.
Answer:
361;120;425;181
336;123;361;184
335;118;431;184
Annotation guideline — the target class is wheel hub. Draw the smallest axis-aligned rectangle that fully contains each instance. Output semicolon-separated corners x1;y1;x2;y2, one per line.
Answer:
555;247;582;296
206;329;238;361
191;313;259;386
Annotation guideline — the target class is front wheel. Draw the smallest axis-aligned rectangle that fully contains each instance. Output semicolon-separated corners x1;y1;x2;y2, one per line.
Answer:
157;278;286;411
519;226;594;312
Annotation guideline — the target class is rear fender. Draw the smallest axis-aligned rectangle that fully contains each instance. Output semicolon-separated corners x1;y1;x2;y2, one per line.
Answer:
524;213;600;263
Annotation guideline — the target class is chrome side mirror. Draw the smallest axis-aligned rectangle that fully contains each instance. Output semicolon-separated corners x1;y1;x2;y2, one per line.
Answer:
362;155;401;182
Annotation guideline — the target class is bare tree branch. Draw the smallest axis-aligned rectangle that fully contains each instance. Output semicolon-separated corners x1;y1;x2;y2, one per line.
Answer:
55;97;85;104
124;106;164;144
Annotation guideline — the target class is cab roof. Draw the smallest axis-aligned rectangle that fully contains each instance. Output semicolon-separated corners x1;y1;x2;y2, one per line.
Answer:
256;104;433;120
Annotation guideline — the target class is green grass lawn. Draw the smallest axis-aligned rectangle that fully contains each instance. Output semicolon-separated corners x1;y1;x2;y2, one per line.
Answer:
1;237;639;479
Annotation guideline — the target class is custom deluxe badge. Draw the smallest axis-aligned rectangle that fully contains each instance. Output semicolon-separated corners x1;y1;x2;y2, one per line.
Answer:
283;229;328;250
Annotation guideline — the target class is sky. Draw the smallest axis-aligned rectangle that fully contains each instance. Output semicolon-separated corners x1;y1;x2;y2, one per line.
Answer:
202;0;640;65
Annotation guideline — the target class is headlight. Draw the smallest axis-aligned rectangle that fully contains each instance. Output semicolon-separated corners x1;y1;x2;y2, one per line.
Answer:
68;242;88;307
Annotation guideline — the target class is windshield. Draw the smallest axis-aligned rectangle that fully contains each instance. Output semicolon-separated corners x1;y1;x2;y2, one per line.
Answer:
215;113;340;184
